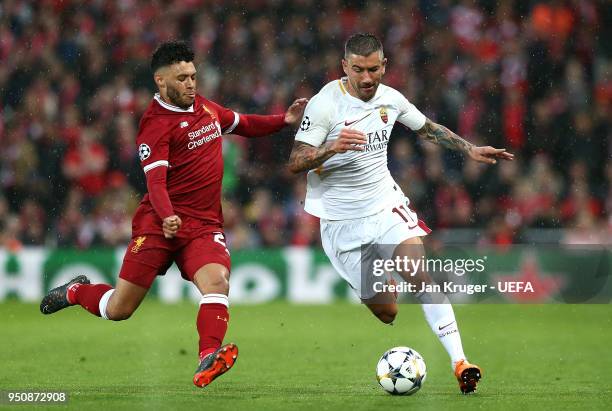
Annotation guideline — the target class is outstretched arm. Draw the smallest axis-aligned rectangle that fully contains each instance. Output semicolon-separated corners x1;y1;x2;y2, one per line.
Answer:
288;128;368;173
233;98;309;138
233;113;286;137
415;118;514;164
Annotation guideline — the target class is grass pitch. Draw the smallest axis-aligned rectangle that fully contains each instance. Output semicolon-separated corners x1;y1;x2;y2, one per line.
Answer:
0;301;611;410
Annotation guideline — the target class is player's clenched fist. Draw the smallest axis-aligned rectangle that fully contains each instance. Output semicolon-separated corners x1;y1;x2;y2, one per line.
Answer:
163;215;182;239
331;128;367;153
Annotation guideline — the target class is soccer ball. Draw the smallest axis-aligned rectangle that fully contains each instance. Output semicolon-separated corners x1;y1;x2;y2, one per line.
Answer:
376;346;427;395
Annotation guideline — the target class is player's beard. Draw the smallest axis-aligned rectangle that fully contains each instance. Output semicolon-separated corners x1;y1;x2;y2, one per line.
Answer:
349;77;378;101
166;85;194;109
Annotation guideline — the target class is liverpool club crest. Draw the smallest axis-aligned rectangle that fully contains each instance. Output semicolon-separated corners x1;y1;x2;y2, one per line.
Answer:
131;236;147;253
379;107;388;124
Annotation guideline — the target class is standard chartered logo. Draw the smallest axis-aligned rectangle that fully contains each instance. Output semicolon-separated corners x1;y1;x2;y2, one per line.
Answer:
188;122;218;139
187;121;222;150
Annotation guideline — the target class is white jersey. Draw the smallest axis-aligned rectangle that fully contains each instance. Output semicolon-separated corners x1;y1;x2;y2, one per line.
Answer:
295;78;426;220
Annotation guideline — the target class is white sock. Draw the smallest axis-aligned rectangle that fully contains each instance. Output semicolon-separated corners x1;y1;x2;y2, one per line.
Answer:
199;293;229;307
417;293;466;369
98;289;114;320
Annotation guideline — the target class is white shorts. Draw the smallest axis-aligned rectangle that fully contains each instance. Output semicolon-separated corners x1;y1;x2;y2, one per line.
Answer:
320;195;431;300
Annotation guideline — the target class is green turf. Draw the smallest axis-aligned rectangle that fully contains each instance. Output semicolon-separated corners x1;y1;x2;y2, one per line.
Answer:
0;301;610;410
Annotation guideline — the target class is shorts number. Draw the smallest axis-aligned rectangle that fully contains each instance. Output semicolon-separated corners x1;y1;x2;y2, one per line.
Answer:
392;204;417;229
213;233;230;255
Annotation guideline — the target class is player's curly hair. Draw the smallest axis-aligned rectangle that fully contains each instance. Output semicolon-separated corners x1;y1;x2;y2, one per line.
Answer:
151;40;195;72
344;33;383;59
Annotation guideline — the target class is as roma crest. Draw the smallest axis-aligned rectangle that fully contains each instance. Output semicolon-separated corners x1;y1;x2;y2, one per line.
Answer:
379;107;388;124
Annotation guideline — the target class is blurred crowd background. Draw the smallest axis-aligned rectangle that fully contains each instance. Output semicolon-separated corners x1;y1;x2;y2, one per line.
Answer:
0;0;610;250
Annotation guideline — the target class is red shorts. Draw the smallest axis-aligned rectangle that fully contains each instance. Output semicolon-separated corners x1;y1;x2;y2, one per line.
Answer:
119;232;231;289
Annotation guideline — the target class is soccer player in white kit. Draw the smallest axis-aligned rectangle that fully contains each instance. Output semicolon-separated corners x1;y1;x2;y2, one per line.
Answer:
288;33;514;394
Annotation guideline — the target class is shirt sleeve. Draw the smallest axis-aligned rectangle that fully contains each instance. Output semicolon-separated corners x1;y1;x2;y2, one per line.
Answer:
294;92;332;147
233;113;286;137
396;93;427;131
136;116;174;219
136;116;170;173
203;98;287;137
145;166;174;219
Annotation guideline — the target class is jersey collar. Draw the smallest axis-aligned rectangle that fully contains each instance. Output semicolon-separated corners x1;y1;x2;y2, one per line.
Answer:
153;93;194;113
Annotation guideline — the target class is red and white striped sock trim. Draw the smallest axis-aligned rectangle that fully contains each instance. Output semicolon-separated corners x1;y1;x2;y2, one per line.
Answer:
199;293;229;307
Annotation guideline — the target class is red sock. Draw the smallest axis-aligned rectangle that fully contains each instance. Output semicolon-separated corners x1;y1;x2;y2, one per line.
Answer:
197;303;229;360
67;283;113;317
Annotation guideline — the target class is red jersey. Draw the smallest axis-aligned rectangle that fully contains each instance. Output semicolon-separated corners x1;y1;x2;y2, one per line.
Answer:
132;94;239;238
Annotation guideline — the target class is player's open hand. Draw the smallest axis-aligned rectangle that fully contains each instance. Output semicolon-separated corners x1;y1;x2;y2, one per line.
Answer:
284;98;309;127
332;128;368;153
468;146;514;164
163;215;182;239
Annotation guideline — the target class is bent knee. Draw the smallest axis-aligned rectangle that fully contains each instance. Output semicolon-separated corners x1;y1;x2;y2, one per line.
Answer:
209;271;229;287
371;305;398;324
377;310;397;324
205;271;230;293
105;306;135;321
112;312;132;321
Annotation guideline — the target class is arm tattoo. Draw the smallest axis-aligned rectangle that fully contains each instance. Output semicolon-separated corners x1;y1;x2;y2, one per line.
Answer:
416;118;474;154
288;141;336;173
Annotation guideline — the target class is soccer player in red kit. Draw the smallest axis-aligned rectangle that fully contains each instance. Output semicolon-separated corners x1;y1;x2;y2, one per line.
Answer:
40;41;307;388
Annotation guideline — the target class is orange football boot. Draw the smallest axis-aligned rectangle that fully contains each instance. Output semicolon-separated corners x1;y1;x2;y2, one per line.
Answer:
193;343;239;388
454;359;482;394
